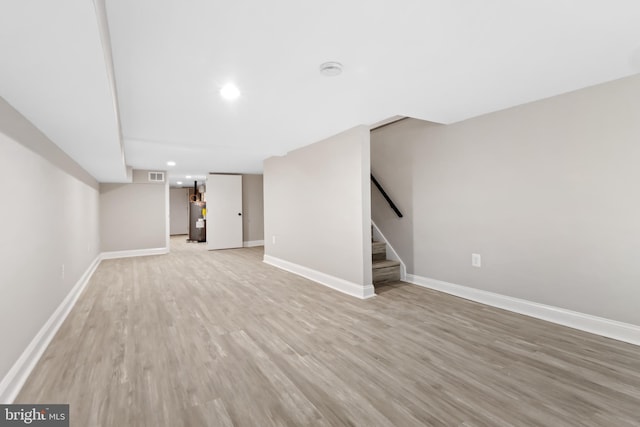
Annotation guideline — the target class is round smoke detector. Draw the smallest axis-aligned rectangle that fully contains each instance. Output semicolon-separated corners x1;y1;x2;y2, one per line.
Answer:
319;61;343;76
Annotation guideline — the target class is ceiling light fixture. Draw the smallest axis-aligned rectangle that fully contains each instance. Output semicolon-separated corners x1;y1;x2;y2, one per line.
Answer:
177;181;183;185
220;83;241;100
186;175;192;179
319;61;343;77
167;161;176;166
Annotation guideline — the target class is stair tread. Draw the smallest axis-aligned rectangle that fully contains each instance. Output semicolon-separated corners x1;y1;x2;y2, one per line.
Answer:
372;259;401;269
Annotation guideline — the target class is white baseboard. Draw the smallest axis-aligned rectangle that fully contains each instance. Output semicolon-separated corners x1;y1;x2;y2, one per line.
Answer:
0;255;102;404
0;246;174;403
243;240;265;247
263;255;375;299
101;247;169;260
406;274;640;346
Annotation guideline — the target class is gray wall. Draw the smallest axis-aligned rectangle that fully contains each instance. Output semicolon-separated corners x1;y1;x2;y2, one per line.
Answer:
0;97;100;387
371;74;640;325
169;188;189;235
100;170;168;252
242;174;264;243
371;127;415;272
264;126;372;286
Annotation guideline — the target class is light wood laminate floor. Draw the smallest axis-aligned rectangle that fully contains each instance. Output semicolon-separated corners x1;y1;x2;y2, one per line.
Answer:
16;236;640;426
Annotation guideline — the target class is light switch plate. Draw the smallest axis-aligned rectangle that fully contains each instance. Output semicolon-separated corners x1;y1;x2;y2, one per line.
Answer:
472;253;481;268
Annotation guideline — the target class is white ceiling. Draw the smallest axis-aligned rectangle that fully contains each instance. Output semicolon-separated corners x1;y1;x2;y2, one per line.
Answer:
2;1;640;186
0;0;127;182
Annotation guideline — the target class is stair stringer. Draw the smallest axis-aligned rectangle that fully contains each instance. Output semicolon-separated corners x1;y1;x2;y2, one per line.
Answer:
371;220;406;281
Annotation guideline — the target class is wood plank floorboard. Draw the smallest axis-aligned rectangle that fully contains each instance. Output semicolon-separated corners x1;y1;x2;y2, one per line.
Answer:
15;236;640;426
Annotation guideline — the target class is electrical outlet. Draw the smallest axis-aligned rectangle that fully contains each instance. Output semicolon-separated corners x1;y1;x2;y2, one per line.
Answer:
272;235;276;245
61;264;65;279
471;253;481;268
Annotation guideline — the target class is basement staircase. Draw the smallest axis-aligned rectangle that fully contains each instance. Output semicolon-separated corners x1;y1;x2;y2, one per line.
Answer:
372;240;401;285
370;173;402;286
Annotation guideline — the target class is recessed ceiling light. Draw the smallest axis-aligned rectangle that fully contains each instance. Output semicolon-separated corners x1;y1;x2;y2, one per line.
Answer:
167;161;176;166
177;181;183;185
186;175;192;179
320;61;343;77
220;83;241;100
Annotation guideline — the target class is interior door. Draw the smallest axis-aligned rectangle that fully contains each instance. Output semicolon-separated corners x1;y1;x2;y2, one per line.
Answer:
206;174;243;249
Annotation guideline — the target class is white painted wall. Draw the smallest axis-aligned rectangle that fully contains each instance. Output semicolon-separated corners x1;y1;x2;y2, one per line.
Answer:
0;97;100;394
264;126;372;298
242;174;264;243
169;188;189;235
371;74;640;326
370;126;414;272
100;170;168;252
